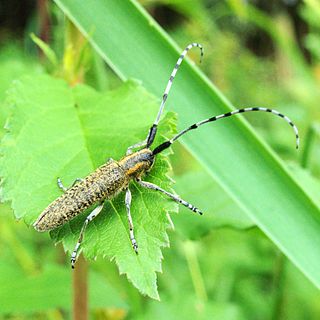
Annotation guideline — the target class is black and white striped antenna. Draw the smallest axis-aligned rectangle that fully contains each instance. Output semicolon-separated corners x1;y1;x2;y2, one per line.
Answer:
146;43;203;148
141;42;299;155
153;107;300;155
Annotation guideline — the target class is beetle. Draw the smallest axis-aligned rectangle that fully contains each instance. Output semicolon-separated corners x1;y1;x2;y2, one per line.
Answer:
33;43;299;268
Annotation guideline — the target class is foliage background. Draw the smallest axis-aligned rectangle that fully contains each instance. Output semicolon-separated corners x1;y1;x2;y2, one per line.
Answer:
0;0;320;319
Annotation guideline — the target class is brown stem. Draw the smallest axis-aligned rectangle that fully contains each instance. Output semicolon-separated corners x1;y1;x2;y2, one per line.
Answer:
73;254;88;320
37;0;50;43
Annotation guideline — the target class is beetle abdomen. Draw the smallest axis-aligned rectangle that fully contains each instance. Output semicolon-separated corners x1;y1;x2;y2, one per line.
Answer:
34;161;128;231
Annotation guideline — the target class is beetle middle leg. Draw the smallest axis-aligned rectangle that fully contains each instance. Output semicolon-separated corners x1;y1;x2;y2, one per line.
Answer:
136;179;203;215
57;177;83;192
71;203;104;269
125;188;138;253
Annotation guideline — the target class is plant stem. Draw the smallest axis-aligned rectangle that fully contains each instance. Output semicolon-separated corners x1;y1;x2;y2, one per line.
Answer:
73;254;88;320
62;20;91;319
272;252;286;320
184;241;207;303
37;0;51;46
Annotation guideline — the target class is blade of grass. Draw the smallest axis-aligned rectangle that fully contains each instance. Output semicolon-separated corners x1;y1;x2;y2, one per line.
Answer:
53;0;320;288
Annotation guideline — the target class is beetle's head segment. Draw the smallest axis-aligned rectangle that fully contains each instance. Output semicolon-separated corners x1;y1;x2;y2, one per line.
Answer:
119;148;155;178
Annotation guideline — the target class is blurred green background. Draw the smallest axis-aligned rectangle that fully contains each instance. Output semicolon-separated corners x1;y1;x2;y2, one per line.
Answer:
1;0;320;319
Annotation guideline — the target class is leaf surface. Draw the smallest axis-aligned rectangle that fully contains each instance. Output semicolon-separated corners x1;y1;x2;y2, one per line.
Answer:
0;45;42;137
0;75;177;299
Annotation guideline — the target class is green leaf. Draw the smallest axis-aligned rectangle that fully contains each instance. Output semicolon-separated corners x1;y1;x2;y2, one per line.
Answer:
52;0;320;289
0;45;42;137
288;163;320;209
0;75;177;299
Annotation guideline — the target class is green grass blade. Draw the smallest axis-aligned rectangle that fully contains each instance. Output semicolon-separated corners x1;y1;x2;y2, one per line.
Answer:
53;0;320;288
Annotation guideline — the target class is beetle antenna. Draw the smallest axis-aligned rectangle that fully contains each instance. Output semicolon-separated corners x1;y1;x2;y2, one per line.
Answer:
152;107;299;155
146;42;203;148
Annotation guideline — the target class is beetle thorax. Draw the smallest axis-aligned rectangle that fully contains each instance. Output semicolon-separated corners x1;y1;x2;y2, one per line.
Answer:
119;148;154;179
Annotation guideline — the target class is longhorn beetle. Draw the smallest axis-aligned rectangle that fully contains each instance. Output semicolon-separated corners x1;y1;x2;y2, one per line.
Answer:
33;43;299;268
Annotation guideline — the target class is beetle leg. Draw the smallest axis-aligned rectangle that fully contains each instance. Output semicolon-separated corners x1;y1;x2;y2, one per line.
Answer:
125;188;138;253
71;203;104;269
136;179;203;215
57;177;83;193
